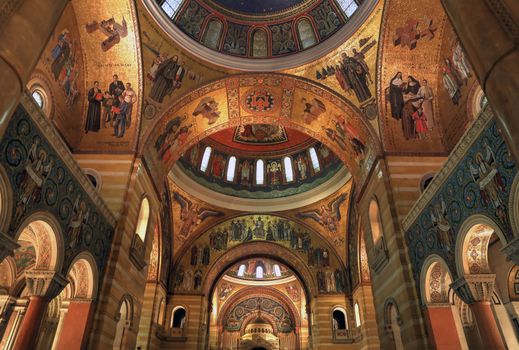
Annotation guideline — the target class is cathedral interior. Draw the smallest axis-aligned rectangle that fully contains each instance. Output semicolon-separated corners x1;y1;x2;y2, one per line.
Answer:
0;0;518;349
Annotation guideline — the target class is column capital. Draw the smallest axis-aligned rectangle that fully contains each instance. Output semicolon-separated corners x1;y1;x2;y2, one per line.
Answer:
501;236;519;265
24;270;68;300
450;274;496;304
0;231;19;262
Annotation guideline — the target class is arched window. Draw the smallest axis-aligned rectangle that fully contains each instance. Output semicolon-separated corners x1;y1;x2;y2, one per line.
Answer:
226;156;237;182
420;173;435;193
136;198;150;242
32;90;44;109
309;147;320;172
332;308;348;330
283;157;294;182
336;0;359;17
273;264;281;277
202;18;223;49
256;266;264;279
354;303;361;327
237;264;246;277
161;0;183;18
256;160;265;185
171;306;187;328
369;199;383;244
297;18;317;49
200;146;212;172
252;29;268;57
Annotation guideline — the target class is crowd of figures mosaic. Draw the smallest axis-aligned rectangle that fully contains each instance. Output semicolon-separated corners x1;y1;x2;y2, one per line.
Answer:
172;215;347;294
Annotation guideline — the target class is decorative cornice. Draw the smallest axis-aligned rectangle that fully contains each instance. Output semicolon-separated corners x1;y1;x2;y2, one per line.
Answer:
402;106;494;232
19;92;117;227
501;236;519;266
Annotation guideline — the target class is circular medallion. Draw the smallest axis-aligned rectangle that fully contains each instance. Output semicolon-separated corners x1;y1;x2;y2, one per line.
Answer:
243;88;276;114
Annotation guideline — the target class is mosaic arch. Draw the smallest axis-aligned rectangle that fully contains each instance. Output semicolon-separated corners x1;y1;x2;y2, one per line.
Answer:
171;214;349;296
15;214;64;272
67;251;99;299
455;215;507;276
142;73;381;186
420;255;453;305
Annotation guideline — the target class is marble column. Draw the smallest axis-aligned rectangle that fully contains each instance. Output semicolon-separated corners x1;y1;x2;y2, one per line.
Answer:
0;0;69;135
440;0;519;161
56;299;94;350
451;274;505;349
12;270;67;350
424;304;463;350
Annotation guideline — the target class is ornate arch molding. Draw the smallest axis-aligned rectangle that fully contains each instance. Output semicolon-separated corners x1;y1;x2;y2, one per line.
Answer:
455;214;508;277
420;254;454;306
0;163;13;233
142;73;382;185
202;241;317;298
508;173;519;237
67;250;99;300
14;211;65;273
217;286;301;333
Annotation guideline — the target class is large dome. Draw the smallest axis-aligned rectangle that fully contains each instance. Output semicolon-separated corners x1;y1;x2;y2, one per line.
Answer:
144;0;378;70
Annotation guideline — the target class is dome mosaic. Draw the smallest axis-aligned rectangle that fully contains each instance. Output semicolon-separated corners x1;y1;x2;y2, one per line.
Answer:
149;0;376;63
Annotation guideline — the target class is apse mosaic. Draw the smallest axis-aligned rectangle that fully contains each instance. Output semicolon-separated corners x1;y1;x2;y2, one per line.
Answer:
405;117;517;293
171;214;348;295
0;105;115;276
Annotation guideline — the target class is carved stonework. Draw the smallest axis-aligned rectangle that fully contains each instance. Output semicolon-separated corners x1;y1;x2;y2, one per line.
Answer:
501;236;519;265
450;274;496;304
0;232;19;262
24;270;68;299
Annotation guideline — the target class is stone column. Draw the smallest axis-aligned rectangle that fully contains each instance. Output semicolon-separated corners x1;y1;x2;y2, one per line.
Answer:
0;0;69;134
56;299;94;350
440;0;519;161
0;232;19;263
424;304;463;350
451;274;505;349
12;270;67;350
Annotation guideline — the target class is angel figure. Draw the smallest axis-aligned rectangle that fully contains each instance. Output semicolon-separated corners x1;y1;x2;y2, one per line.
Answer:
297;193;346;233
469;142;506;213
430;199;454;253
173;192;224;239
